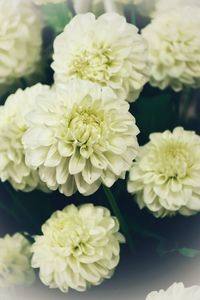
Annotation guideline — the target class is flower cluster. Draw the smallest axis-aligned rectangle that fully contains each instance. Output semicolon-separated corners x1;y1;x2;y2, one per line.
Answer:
0;0;42;92
0;233;35;288
31;203;125;292
22;82;139;196
1;2;200;297
146;283;200;300
52;13;149;102
0;84;50;192
142;6;200;91
128;127;200;217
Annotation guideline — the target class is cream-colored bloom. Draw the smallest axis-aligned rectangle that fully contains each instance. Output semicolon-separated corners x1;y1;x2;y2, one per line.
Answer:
74;0;123;15
0;84;50;192
22;81;139;196
118;0;143;4
142;7;200;91
0;0;42;90
153;0;200;17
146;283;200;300
73;0;142;15
31;203;125;292
0;233;35;288
52;13;149;102
128;127;200;217
73;0;155;17
33;0;65;5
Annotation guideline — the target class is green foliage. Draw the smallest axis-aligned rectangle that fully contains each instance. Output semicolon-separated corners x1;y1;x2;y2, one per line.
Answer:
178;248;200;258
41;2;72;34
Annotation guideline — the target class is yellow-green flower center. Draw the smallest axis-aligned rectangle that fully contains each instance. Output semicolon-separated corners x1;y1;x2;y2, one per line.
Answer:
69;44;114;85
69;106;104;146
50;215;91;257
154;141;193;179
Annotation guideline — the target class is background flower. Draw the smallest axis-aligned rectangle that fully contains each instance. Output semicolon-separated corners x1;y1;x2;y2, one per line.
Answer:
153;0;200;17
22;81;139;196
146;282;200;300
142;7;200;91
0;233;35;288
128;127;200;217
31;203;125;292
33;0;65;5
52;13;149;102
0;84;50;192
0;0;42;91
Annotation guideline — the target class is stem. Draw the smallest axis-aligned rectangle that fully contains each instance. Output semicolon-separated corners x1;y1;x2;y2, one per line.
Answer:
66;0;76;16
103;186;135;253
20;78;27;89
179;88;192;125
73;0;91;13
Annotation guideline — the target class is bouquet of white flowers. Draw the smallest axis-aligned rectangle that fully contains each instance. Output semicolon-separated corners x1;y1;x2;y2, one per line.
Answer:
0;1;200;299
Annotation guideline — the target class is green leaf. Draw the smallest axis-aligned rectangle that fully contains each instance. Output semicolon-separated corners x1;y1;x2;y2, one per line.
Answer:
178;248;200;258
41;2;72;34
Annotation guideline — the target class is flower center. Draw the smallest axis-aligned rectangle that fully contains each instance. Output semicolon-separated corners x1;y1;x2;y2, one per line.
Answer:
69;106;104;146
154;141;192;179
53;216;90;255
69;43;114;84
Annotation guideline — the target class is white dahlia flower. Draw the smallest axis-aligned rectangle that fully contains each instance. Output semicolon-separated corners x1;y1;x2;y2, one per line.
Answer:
33;0;65;5
31;203;125;292
142;7;200;91
22;81;139;196
0;233;35;289
52;13;149;102
0;84;50;192
146;283;200;300
128;127;200;218
153;0;200;17
0;0;42;90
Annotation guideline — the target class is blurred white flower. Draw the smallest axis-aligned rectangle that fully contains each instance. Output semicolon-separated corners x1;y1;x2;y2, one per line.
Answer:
22;81;139;196
146;283;200;300
31;203;125;292
153;0;200;17
0;233;35;289
142;6;200;91
0;84;50;192
0;0;42;90
128;127;200;217
74;0;123;16
73;0;142;14
118;0;143;4
52;13;149;102
33;0;65;5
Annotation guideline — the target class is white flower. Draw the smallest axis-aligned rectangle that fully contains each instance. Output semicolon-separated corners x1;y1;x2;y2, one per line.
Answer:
52;13;149;102
142;7;200;91
146;283;200;300
0;233;35;289
118;0;143;4
128;127;200;218
74;0;123;16
31;203;125;292
0;84;50;192
153;0;200;17
0;0;42;90
22;81;139;196
33;0;65;5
